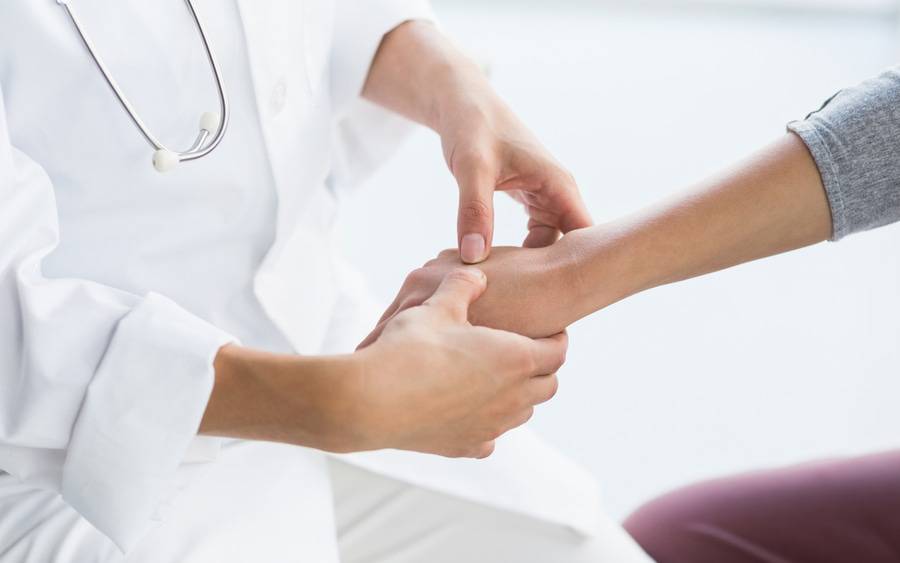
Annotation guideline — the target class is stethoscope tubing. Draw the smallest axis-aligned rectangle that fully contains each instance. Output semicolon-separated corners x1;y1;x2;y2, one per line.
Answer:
58;0;229;162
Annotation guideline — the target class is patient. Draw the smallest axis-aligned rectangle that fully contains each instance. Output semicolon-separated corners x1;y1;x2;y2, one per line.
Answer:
362;67;900;562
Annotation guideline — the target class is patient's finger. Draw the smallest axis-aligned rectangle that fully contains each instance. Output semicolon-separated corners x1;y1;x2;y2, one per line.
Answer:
358;305;409;350
375;282;432;329
361;291;418;350
356;329;379;350
358;295;420;349
376;291;405;327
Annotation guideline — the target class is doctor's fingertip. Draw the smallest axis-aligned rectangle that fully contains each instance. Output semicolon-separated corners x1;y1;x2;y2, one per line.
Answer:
460;233;487;264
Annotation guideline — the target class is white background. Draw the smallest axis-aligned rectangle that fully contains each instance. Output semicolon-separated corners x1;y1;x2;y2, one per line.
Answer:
339;2;900;518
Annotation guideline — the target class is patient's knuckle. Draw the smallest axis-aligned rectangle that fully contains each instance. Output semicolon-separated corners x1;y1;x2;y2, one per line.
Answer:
405;267;429;286
400;296;426;315
388;312;412;331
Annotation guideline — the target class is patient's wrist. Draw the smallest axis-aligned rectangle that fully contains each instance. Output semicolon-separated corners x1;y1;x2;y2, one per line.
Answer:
560;224;653;320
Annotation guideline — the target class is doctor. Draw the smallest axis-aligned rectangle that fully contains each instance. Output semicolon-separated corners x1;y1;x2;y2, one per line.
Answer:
0;1;651;562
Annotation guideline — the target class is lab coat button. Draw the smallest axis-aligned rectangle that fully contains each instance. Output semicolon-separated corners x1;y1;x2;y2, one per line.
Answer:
270;80;287;114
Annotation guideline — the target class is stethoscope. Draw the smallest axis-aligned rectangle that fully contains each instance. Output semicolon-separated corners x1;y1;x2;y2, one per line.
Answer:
57;0;230;173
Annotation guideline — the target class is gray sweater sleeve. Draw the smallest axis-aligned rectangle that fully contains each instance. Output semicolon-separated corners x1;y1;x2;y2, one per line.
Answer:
788;67;900;241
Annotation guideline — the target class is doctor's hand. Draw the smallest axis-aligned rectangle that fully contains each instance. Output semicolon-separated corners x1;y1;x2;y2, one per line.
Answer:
353;268;566;458
204;269;564;459
439;94;593;263
363;21;592;264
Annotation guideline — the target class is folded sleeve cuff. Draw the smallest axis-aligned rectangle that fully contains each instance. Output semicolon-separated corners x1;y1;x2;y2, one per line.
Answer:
788;119;850;241
330;0;437;116
61;293;236;553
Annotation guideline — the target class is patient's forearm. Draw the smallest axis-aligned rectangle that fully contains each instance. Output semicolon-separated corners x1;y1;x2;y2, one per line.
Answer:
566;133;832;318
361;134;831;343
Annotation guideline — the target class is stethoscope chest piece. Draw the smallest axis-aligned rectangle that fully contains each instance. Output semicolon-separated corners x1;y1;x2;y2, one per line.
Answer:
59;0;231;173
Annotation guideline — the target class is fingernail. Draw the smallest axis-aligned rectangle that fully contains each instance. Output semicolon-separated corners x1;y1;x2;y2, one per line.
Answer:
460;234;486;263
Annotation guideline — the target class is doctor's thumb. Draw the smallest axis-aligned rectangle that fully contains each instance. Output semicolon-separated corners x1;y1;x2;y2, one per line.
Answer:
424;268;487;322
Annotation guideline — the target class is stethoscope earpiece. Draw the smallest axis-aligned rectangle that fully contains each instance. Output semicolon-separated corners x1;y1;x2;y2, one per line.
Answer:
199;112;221;133
152;149;180;173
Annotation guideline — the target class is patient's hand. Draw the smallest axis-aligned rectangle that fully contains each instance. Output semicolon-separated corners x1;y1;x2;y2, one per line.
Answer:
359;241;583;348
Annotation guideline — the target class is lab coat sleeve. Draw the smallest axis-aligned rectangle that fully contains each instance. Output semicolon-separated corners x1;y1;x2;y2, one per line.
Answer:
0;88;236;553
328;0;437;189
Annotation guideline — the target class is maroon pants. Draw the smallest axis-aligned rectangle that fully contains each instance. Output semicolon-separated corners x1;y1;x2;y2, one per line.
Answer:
624;451;900;563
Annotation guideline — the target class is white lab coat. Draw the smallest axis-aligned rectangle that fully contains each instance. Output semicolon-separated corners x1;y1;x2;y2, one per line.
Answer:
0;0;602;559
